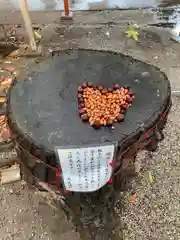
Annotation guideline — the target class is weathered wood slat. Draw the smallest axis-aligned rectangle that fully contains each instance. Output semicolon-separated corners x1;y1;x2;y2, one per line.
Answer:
0;164;21;184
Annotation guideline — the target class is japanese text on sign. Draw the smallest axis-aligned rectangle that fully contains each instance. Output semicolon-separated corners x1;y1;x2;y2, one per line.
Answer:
56;144;115;192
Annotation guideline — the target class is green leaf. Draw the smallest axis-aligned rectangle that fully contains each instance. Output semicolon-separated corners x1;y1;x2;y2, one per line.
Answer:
125;28;139;41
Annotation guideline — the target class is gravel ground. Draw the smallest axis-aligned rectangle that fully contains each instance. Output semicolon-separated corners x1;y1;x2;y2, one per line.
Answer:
0;182;80;240
123;96;180;240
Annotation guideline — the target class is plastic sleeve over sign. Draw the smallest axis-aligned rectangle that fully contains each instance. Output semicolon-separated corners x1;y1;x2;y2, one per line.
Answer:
55;143;116;192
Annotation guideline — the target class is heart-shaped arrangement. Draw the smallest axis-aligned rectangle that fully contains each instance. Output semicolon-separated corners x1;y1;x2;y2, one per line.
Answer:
77;83;135;128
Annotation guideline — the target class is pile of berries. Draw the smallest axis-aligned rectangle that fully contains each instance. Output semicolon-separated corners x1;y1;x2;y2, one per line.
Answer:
77;83;135;128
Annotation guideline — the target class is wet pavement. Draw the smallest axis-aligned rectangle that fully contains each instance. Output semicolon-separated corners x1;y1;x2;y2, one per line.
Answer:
0;0;180;11
0;6;180;239
1;0;180;38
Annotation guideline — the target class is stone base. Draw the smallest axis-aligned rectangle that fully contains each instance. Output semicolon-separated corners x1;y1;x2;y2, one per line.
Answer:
61;11;73;20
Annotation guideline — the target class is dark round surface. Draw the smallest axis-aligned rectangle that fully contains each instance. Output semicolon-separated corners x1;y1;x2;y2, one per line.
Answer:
9;49;170;152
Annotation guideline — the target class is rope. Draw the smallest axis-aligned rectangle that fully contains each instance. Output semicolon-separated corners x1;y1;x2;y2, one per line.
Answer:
15;140;62;188
3;64;171;192
16;140;58;171
113;100;171;176
16;142;70;195
12;98;171;192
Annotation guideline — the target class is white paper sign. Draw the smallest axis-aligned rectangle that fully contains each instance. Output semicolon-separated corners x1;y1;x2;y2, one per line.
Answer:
56;144;115;192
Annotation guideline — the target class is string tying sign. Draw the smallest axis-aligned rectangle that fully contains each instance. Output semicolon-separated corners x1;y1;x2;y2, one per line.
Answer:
55;144;115;192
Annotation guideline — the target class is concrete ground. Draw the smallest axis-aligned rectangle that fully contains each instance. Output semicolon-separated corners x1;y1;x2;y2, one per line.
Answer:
0;9;180;240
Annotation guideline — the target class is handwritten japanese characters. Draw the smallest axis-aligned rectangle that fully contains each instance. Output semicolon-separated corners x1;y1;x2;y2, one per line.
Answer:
56;144;115;192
